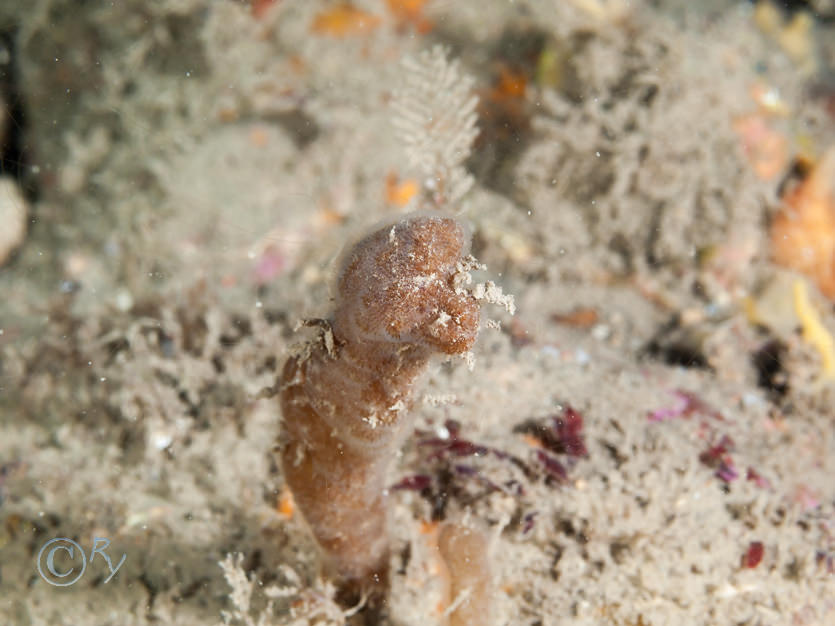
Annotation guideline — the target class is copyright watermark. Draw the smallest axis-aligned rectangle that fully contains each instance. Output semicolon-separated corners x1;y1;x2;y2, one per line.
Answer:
36;537;126;587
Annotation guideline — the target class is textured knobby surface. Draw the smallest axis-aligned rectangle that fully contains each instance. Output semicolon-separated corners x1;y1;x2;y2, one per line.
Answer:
279;214;481;584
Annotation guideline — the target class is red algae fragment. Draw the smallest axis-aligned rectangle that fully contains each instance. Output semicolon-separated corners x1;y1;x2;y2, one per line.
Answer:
514;406;588;486
392;474;432;491
552;407;587;457
521;511;538;534
742;541;765;568
746;466;772;489
404;409;586;524
409;419;530;517
648;388;723;422
651;391;743;485
419;420;490;460
251;0;278;20
815;550;835;574
536;449;568;482
515;406;588;458
715;460;739;483
699;435;738;483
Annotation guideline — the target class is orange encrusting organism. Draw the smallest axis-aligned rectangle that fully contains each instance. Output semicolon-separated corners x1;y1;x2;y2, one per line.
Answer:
279;215;482;588
771;147;835;298
311;3;381;36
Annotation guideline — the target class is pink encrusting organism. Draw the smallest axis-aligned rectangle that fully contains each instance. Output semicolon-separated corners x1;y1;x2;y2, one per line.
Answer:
278;213;487;592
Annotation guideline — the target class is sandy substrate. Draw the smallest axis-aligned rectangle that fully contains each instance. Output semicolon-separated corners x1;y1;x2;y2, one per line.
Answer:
1;1;835;624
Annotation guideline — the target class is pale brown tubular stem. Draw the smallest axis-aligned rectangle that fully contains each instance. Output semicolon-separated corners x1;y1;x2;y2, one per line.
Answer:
279;214;482;591
279;338;430;583
437;522;494;626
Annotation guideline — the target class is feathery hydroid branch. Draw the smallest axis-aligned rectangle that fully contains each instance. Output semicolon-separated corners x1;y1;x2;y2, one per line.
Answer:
391;45;479;208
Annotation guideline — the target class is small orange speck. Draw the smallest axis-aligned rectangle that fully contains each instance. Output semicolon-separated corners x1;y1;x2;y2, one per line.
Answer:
313;207;345;230
552;307;599;328
493;66;527;100
278;486;295;518
521;434;543;448
763;415;789;433
385;172;419;207
221;274;238;288
385;0;427;18
385;0;433;33
311;4;381;36
732;113;788;181
249;127;269;147
419;519;445;577
217;107;239;123
288;54;306;74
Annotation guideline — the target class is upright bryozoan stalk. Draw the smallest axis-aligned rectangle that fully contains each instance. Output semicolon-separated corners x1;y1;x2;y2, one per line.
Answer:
279;214;482;586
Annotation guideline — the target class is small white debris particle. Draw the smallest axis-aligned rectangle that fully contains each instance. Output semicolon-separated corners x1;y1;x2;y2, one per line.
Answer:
461;350;475;371
152;432;173;450
422;393;457;407
323;325;335;357
473;280;516;315
591;324;610;341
